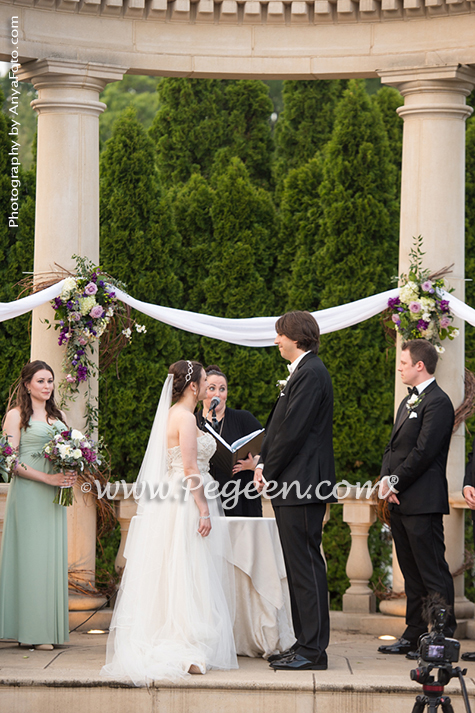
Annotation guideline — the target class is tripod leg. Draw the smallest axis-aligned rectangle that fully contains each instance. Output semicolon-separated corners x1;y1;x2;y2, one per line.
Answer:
411;696;427;713
440;697;454;713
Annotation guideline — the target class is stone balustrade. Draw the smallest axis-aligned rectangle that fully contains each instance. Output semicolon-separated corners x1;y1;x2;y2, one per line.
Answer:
0;481;472;616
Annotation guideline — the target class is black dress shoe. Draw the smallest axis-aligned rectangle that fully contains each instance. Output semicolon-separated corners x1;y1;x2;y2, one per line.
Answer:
267;647;295;663
378;637;416;655
405;650;420;660
270;653;328;671
462;651;475;661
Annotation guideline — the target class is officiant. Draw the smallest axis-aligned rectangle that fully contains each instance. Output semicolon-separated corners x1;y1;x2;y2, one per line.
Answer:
195;365;263;517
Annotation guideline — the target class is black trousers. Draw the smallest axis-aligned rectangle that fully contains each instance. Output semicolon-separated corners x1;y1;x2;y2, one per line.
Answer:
390;510;456;642
273;503;329;660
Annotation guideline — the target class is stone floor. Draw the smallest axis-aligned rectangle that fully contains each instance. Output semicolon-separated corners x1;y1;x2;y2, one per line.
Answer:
2;628;475;712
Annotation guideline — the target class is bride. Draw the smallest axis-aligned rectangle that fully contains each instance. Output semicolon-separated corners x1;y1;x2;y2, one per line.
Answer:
102;360;238;685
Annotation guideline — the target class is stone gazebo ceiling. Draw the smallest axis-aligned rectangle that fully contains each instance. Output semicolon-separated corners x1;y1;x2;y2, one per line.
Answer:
1;0;475;78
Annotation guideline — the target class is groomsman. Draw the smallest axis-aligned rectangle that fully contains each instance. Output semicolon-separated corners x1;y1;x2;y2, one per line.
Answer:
378;340;456;656
254;311;336;671
461;438;475;661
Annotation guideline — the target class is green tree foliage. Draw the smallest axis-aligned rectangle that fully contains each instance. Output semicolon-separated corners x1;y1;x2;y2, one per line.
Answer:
99;75;160;151
99;107;183;481
372;86;404;193
200;158;280;422
275;156;324;313
0;86;35;412
465;117;475;441
316;80;398;605
149;78;274;188
273;79;347;191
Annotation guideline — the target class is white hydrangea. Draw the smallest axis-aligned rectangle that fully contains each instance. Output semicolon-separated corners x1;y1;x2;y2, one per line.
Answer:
60;277;77;300
79;296;96;316
420;297;435;311
400;283;419;304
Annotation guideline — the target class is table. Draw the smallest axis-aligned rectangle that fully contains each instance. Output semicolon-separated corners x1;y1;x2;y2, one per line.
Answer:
225;517;295;658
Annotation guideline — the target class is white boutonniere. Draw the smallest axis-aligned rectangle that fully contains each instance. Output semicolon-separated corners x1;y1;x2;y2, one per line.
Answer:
406;391;425;418
276;376;290;397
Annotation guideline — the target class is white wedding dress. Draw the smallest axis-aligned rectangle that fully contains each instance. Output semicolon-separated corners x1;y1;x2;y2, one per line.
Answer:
102;377;238;686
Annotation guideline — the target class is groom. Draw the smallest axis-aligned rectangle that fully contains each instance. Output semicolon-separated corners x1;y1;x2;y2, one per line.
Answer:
254;311;336;671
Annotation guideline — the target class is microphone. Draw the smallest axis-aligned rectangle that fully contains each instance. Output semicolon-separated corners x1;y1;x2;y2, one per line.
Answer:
209;396;220;431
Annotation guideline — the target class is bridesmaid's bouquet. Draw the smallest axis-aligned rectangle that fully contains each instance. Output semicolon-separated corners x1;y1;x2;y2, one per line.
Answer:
37;425;104;506
0;433;18;483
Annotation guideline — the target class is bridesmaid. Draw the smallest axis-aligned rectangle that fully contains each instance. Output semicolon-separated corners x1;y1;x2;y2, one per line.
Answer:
0;361;76;650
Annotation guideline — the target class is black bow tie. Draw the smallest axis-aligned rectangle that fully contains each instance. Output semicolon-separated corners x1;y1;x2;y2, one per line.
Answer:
407;386;419;397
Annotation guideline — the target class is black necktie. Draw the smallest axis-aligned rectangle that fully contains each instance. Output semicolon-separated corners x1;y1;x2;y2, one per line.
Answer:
407;386;418;397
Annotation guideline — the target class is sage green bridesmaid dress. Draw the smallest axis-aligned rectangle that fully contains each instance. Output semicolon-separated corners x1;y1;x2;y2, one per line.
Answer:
0;419;69;645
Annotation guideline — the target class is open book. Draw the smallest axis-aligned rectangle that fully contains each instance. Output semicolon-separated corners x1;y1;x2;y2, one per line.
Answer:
204;422;265;476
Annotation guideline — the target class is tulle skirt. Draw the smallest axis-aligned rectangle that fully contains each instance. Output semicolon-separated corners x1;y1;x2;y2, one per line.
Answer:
101;471;238;686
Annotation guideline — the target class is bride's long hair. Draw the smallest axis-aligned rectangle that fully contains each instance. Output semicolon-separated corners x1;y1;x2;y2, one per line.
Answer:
169;360;203;403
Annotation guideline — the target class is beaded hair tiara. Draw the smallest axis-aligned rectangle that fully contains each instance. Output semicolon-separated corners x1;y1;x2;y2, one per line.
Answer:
184;360;194;386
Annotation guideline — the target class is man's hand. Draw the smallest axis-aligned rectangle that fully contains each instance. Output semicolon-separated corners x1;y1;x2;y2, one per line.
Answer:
379;475;400;504
254;467;265;494
464;485;475;509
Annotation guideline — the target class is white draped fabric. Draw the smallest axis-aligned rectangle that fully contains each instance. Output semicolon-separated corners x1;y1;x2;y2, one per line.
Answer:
0;281;474;346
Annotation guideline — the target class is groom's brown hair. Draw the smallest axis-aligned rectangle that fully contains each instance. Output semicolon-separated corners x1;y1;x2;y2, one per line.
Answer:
275;311;320;355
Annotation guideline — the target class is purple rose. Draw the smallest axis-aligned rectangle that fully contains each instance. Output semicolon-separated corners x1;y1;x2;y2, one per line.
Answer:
81;447;97;464
417;319;429;331
388;297;401;309
89;305;104;319
409;301;422;313
391;314;401;325
77;365;88;382
3;445;13;456
421;280;432;292
84;282;98;296
440;315;451;328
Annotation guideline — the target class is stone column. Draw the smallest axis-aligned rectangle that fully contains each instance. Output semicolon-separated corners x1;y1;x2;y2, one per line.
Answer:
379;65;475;620
17;59;125;594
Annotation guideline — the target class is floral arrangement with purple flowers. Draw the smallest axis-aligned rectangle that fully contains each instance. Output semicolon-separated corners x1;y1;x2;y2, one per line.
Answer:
0;433;19;483
49;256;146;431
37;425;105;506
387;236;458;353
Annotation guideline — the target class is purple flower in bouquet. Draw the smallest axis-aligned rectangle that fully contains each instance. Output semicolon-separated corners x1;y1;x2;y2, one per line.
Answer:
77;365;88;382
388;297;401;309
4;445;13;456
84;282;98;296
391;314;401;325
71;312;81;322
98;280;104;287
66;374;76;384
409;301;422;313
90;273;98;283
90;305;104;319
421;280;433;292
66;300;75;310
417;319;429;331
439;300;450;313
440;315;451;328
53;297;63;309
81;447;97;464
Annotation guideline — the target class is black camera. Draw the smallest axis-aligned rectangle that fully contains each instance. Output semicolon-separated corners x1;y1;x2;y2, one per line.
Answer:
418;631;460;665
417;604;459;664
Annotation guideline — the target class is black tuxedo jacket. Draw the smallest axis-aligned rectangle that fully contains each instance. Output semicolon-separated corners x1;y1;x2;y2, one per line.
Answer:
381;380;454;516
463;438;475;521
260;352;336;507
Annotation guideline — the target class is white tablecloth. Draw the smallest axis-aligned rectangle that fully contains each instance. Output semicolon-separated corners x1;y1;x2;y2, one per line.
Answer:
225;517;295;658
